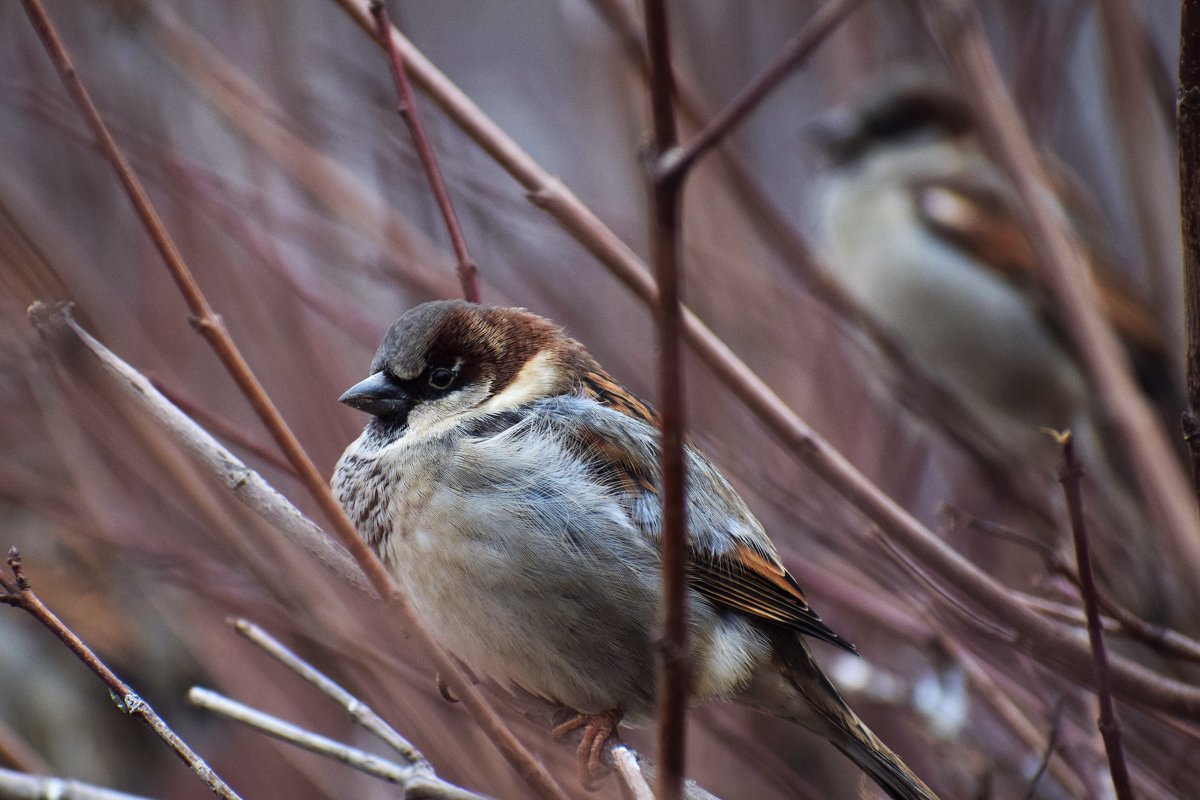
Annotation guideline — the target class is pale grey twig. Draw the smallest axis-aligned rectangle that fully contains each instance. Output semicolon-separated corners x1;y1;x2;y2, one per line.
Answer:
28;301;366;592
611;746;654;800
187;688;487;800
230;618;430;771
0;768;155;800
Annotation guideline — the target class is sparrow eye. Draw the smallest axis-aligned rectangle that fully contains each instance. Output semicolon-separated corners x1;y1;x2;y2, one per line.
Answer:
428;367;455;390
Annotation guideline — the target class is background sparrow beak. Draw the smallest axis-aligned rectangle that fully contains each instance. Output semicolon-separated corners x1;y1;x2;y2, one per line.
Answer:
339;372;414;418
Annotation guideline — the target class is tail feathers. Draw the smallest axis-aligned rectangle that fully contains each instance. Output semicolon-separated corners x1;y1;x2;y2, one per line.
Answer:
738;647;940;800
832;722;939;800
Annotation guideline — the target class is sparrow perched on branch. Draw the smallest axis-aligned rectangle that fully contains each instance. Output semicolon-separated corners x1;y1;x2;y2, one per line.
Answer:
812;73;1175;457
333;300;938;800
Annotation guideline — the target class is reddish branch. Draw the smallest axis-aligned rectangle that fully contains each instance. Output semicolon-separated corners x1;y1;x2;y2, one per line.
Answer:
1057;434;1135;800
641;2;688;799
0;549;242;800
1181;0;1200;500
17;4;565;797
660;0;869;182
369;1;481;304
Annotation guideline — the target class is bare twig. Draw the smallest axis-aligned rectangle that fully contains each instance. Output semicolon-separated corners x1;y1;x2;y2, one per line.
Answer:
923;0;1200;582
18;4;566;795
28;302;364;590
611;747;654;800
230;619;430;771
0;550;242;800
186;688;486;800
1181;0;1200;500
1021;697;1067;800
1057;432;1135;800
661;0;869;181
641;2;688;797
148;377;299;479
368;1;481;303
334;0;1200;724
953;503;1200;665
0;767;156;800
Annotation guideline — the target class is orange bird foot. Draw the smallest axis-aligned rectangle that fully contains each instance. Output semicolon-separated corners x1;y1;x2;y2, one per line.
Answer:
553;708;623;785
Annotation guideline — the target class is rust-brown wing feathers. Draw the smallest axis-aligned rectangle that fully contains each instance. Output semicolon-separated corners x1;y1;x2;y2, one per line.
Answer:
575;368;854;653
690;543;855;652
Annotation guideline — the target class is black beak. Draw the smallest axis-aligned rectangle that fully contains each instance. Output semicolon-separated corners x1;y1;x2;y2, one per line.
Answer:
339;371;414;418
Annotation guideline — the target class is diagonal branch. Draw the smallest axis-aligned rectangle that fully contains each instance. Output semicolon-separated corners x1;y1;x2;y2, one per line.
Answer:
230;618;430;771
16;4;567;797
187;688;486;800
661;0;869;182
1056;432;1135;800
0;550;242;800
368;1;481;303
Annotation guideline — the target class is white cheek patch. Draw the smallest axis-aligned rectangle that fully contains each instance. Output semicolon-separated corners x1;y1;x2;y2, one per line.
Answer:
406;382;493;438
479;350;558;413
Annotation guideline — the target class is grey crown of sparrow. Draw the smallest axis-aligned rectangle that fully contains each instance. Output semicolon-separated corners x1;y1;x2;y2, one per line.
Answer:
333;299;938;800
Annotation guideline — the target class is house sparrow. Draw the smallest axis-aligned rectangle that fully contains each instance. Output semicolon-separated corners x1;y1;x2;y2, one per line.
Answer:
812;72;1175;457
811;72;1185;631
333;300;938;800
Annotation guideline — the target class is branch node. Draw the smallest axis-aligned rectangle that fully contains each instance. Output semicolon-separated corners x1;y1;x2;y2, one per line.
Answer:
6;547;28;591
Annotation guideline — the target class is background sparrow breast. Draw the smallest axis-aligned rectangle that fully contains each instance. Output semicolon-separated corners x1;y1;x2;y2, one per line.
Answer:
333;299;938;800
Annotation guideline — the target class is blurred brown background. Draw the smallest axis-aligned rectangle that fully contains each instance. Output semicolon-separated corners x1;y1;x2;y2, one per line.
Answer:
0;1;1189;798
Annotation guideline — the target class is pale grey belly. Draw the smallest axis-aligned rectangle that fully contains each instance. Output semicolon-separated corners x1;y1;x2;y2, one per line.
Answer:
384;493;663;719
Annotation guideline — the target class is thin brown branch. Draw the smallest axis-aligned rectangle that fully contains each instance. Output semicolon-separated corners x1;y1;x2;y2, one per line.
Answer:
16;0;390;602
642;2;688;798
17;4;566;794
335;0;1200;725
0;550;242;800
1181;0;1200;500
953;503;1200;665
922;0;1200;584
1057;433;1135;800
369;0;481;304
663;0;869;181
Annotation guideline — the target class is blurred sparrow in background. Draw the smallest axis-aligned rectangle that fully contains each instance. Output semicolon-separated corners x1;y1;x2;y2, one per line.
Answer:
811;72;1183;627
812;72;1175;455
333;300;939;800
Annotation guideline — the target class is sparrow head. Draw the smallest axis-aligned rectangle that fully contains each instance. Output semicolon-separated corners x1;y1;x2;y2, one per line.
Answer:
813;71;974;166
339;300;586;428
